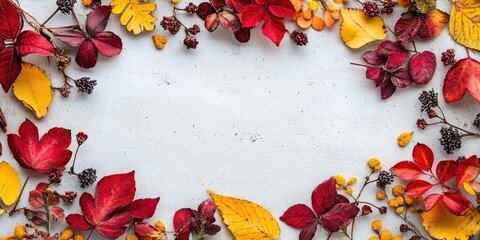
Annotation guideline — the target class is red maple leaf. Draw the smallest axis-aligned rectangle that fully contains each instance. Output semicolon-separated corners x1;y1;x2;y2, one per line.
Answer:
0;0;53;92
239;0;295;46
280;177;359;240
66;171;160;239
7;119;72;174
54;6;122;69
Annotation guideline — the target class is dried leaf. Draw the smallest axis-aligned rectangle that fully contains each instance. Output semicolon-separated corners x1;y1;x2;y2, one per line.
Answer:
340;8;387;49
421;202;480;240
414;0;436;14
0;161;21;210
110;0;157;35
397;131;413;147
449;0;480;51
12;63;53;118
208;190;280;240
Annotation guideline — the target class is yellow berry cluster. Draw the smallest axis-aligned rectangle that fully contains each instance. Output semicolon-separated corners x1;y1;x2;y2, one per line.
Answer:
334;175;357;195
369;220;402;240
368;158;382;171
60;228;84;240
1;225;30;240
126;220;167;240
388;185;422;214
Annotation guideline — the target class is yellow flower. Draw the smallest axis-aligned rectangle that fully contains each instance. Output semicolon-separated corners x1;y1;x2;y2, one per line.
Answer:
293;0;325;31
347;177;357;185
376;191;386;200
14;225;27;238
395;196;404;205
369;237;380;240
155;220;166;231
395;206;405;214
392;185;405;196
60;228;74;240
152;35;168;50
334;175;345;186
388;199;399;208
171;0;181;4
345;187;353;195
126;234;139;240
74;235;84;240
380;229;392;240
392;236;402;240
372;220;382;232
368;158;381;171
81;0;92;6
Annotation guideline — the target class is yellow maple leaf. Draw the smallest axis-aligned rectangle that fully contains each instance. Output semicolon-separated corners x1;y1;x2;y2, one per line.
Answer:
0;161;21;214
208;190;280;240
110;0;157;35
12;63;53;119
421;202;480;240
339;8;387;49
449;0;480;51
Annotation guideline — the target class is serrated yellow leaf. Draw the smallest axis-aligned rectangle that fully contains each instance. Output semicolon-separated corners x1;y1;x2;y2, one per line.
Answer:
421;202;480;240
208;190;280;240
110;0;157;35
13;63;53;119
449;0;480;51
340;8;387;49
0;161;21;209
397;131;413;147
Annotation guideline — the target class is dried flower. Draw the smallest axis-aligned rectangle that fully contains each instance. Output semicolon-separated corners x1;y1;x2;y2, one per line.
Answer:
188;24;201;35
62;191;78;203
57;0;76;14
418;89;438;112
473;113;480;130
76;132;88;145
363;1;380;17
416;119;427;129
185;2;198;13
291;30;308;46
184;35;199;49
368;157;382;171
78;168;97;188
75;77;97;94
427;109;437;118
392;185;405;196
334;175;345;186
377;170;394;188
60;228;74;240
400;224;409;232
376;191;386;200
362;205;373;215
379;206;387;214
60;84;71;97
161;16;181;35
380;0;395;14
371;220;382;232
439;126;462;154
49;169;63;184
441;49;456;66
14;225;27;238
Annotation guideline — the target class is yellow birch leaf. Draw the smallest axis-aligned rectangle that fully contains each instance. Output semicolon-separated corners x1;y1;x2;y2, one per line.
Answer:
208;190;280;240
397;131;413;147
421;202;480;240
13;63;53;119
340;8;387;49
110;0;157;35
0;161;21;211
449;0;480;51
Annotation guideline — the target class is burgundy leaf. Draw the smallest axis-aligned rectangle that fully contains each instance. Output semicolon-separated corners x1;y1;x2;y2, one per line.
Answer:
280;204;316;228
394;12;423;42
218;11;242;32
54;30;85;47
205;14;220;32
0;47;21;92
66;214;92;231
380;78;396;99
196;2;216;20
435;160;457;183
385;51;410;69
91;31;122;57
268;0;295;18
198;199;216;219
134;222;159;237
76;40;98;68
376;40;407;55
0;0;23;40
299;221;317;240
261;11;286;46
210;0;226;9
15;30;53;56
234;28;251;43
50;206;64;220
311;177;336;216
24;209;47;225
86;5;112;35
173;208;193;240
409;51;436;84
239;4;266;28
365;66;385;87
127;198;160;219
362;50;386;65
203;224;221;235
320;203;359;232
391;68;413;88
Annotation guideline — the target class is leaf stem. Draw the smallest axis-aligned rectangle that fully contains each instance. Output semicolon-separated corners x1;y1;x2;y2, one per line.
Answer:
69;144;81;174
9;170;34;216
41;7;60;26
71;10;84;32
42;191;51;235
86;229;94;240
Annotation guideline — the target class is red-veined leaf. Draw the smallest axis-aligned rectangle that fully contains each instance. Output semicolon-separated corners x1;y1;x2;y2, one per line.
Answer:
456;155;480;187
0;0;23;40
53;30;85;47
390;161;424;180
409;51;436;84
86;5;112;35
198;199;216;219
268;0;295;18
218;11;241;32
311;177;337;215
443;192;470;216
24;209;47;225
424;194;442;211
134;222;159;237
412;143;434;171
0;47;21;92
50;206;64;220
262;11;286;46
7;119;72;174
406;180;434;197
66;214;92;231
28;182;49;208
280;204;316;228
15;30;53;56
173;208;193;240
205;14;220;32
443;57;480;103
126;198;160;219
436;160;458;183
239;4;266;28
76;40;97;69
90;31;122;57
94;211;131;238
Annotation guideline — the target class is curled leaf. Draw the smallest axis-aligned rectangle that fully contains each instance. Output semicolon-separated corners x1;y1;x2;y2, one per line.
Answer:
340;8;387;49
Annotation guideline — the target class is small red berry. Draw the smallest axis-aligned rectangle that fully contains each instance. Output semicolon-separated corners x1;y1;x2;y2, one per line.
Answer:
441;49;456;66
188;24;201;35
76;132;88;145
291;30;308;46
184;35;199;49
363;1;380;17
62;191;78;203
362;205;373;215
416;119;427;129
161;16;181;35
379;206;388;214
400;224;409;232
427;109;437;118
185;2;198;13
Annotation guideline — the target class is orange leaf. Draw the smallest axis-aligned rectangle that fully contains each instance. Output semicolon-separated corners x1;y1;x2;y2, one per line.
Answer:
312;15;325;31
297;16;312;29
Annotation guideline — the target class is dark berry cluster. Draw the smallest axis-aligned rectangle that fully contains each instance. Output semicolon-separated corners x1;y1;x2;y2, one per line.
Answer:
56;0;76;14
439;127;462;154
161;16;181;35
416;119;427;129
379;206;387;214
184;35;199;49
473;113;480;130
188;24;201;35
75;77;97;94
380;0;395;14
291;30;308;46
361;205;372;215
185;2;198;14
363;1;380;17
62;191;78;203
376;170;394;188
418;89;438;112
400;224;409;232
78;168;97;188
49;169;63;184
441;49;456;66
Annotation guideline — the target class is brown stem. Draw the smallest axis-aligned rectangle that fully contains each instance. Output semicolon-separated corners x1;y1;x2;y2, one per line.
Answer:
69;145;81;174
86;229;94;240
41;7;60;26
9;170;33;216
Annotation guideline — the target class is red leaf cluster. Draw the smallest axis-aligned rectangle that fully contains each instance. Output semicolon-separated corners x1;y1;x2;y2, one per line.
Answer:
443;56;480;103
239;0;295;46
66;171;160;239
0;0;53;92
390;143;479;216
197;0;242;32
394;9;448;42
173;199;221;240
280;178;359;240
54;6;122;69
8;119;72;174
25;182;64;226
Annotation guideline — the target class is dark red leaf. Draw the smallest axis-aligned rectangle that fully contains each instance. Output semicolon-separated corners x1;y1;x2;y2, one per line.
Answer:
365;66;385;86
54;30;85;47
443;57;480;103
86;5;112;35
268;0;295;18
418;9;449;39
226;0;249;11
234;28;251;43
280;204;316;229
203;224;221;235
299;221;317;240
76;40;98;69
210;0;226;9
127;198;160;219
205;14;220;32
412;143;434;171
7;119;72;174
15;30;53;56
196;2;216;20
380;77;396;99
311;177;337;216
91;31;122;56
50;206;64;220
442;192;470;216
0;0;23;40
409;51;436;84
320;203;359;232
28;182;49;208
394;12;422;42
0;39;4;49
435;160;458;183
66;214;92;231
239;4;266;28
24;209;47;225
173;208;193;240
385;51;410;69
261;11;286;46
198;199;216;219
0;47;21;92
134;222;159;237
456;155;480;187
390;161;424;180
390;68;413;88
424;194;442;211
362;50;386;65
218;11;242;32
406;180;434;197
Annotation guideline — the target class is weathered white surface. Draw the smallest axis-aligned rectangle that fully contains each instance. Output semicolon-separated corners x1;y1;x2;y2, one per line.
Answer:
0;1;479;239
